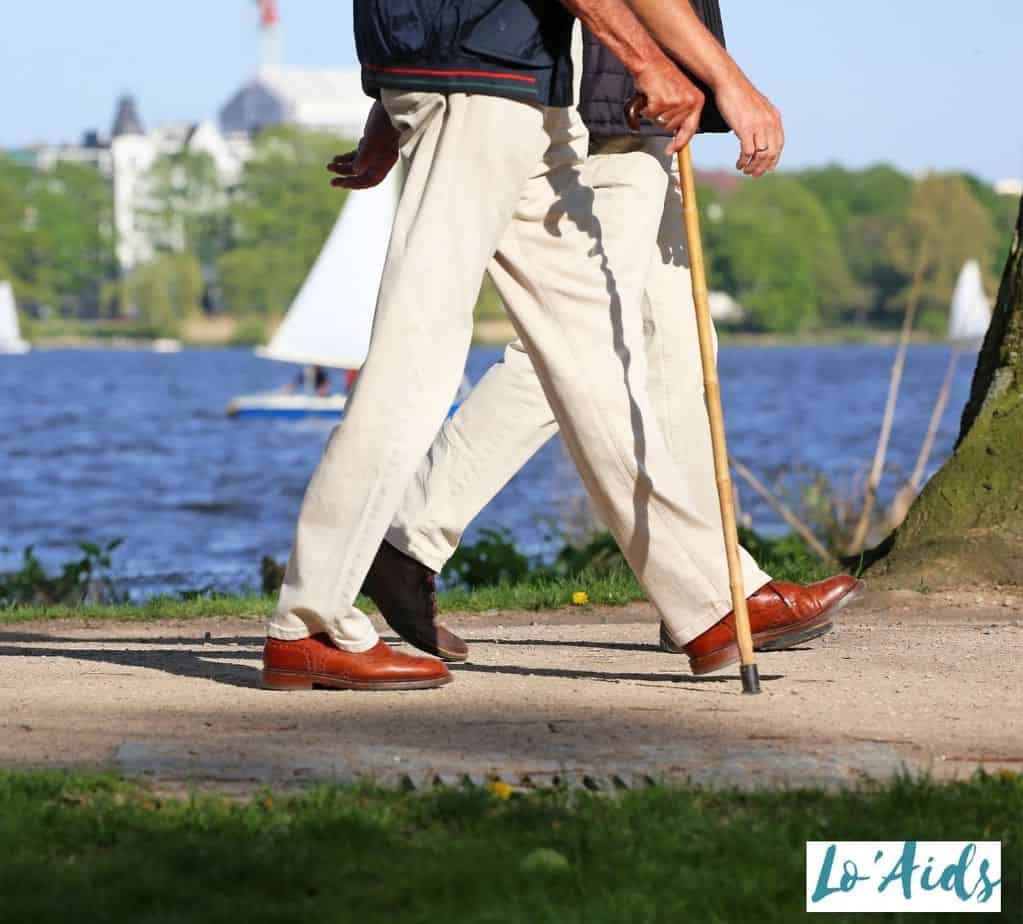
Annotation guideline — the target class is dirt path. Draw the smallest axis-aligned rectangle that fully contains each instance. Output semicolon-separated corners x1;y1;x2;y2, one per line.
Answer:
1;589;1020;792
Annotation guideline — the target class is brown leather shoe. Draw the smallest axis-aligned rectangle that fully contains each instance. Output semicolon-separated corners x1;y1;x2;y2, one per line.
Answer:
262;634;452;691
663;575;865;674
361;542;469;663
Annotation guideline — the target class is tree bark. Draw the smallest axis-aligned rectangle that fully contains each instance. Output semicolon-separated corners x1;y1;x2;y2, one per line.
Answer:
867;197;1023;589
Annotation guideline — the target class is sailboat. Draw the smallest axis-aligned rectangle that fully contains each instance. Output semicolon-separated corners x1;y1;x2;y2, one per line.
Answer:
227;172;471;419
947;259;992;344
0;281;30;355
227;170;396;419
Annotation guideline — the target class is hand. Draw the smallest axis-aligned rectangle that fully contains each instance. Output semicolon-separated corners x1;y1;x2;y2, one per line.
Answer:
713;76;784;177
327;101;400;190
632;58;705;156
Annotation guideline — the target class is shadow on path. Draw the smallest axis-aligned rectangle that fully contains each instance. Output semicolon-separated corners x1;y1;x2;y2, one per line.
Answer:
0;639;784;692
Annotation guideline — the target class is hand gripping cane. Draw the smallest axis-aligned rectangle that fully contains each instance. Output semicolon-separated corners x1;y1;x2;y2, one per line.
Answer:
626;96;761;694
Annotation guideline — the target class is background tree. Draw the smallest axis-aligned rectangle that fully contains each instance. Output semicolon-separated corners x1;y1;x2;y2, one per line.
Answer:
0;157;52;307
799;165;913;325
707;175;863;333
26;162;117;317
868;196;1023;588
141;150;230;270
218;126;349;319
122;253;203;338
886;174;1000;335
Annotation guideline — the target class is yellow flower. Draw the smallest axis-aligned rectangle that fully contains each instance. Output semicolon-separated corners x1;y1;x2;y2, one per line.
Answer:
572;591;589;606
487;781;514;800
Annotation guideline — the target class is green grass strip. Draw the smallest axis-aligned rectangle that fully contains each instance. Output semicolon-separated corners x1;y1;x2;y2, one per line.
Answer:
0;571;648;626
0;537;837;627
0;770;1018;922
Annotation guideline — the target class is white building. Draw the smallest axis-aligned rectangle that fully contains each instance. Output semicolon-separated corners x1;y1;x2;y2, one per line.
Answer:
12;65;371;277
219;68;370;139
108;97;251;271
18;95;251;274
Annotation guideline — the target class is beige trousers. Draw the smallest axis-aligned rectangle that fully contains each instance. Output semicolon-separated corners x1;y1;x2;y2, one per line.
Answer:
386;135;771;629
270;93;768;652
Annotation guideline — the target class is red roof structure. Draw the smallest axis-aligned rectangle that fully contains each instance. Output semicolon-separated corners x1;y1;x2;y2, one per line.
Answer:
260;0;279;28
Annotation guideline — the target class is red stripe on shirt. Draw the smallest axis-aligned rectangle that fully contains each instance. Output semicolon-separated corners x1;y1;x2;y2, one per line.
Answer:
367;65;537;85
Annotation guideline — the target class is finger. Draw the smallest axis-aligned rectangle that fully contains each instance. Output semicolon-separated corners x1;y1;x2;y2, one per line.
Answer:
642;104;668;129
735;128;756;172
656;104;696;134
331;170;386;190
747;148;772;177
749;128;778;177
755;118;783;174
328;157;359;176
736;149;756;173
328;150;357;168
331;175;374;190
665;113;700;156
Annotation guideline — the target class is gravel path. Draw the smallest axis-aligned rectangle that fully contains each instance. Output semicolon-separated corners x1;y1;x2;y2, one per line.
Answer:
1;589;1020;792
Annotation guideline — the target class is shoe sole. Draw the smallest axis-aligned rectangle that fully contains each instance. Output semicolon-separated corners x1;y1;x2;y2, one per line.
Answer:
431;645;469;664
262;669;452;691
661;622;833;657
684;579;868;675
390;629;469;664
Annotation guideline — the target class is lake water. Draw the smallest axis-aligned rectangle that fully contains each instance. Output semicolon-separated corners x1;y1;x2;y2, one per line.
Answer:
0;344;975;599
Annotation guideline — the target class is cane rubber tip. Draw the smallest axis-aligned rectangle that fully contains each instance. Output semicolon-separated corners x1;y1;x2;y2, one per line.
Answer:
740;663;762;695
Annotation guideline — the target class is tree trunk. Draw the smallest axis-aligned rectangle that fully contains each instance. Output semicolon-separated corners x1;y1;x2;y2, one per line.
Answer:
867;197;1023;589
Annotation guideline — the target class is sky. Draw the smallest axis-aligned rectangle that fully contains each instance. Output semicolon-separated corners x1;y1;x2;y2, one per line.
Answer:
3;0;1021;182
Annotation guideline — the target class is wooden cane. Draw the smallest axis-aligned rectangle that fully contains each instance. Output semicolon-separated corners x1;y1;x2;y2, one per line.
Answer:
626;97;761;694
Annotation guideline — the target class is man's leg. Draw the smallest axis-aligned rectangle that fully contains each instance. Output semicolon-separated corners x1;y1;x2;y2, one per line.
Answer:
487;108;759;645
386;145;667;572
268;92;547;654
636;139;770;612
388;139;769;599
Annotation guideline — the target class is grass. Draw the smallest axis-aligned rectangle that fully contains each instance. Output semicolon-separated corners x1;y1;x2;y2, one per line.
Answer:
0;592;275;626
0;571;645;626
0;771;1017;923
0;529;834;627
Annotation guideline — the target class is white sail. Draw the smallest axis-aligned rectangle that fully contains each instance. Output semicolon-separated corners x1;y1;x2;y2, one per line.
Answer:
0;281;30;354
948;260;992;344
258;169;398;369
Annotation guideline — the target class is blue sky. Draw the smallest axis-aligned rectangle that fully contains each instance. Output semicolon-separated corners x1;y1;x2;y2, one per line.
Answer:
4;0;1021;181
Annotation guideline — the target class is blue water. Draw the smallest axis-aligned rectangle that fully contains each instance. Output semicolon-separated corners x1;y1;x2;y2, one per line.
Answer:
0;344;975;598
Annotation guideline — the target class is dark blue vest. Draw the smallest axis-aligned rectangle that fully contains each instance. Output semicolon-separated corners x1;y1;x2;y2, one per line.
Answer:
356;0;575;107
579;0;729;137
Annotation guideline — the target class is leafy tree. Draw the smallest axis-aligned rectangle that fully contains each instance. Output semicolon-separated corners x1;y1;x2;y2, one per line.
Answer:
25;162;117;317
799;165;913;324
0;157;50;305
219;127;351;317
122;252;203;337
707;175;862;333
141;150;230;269
869;197;1023;588
886;173;1000;334
958;172;1021;274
